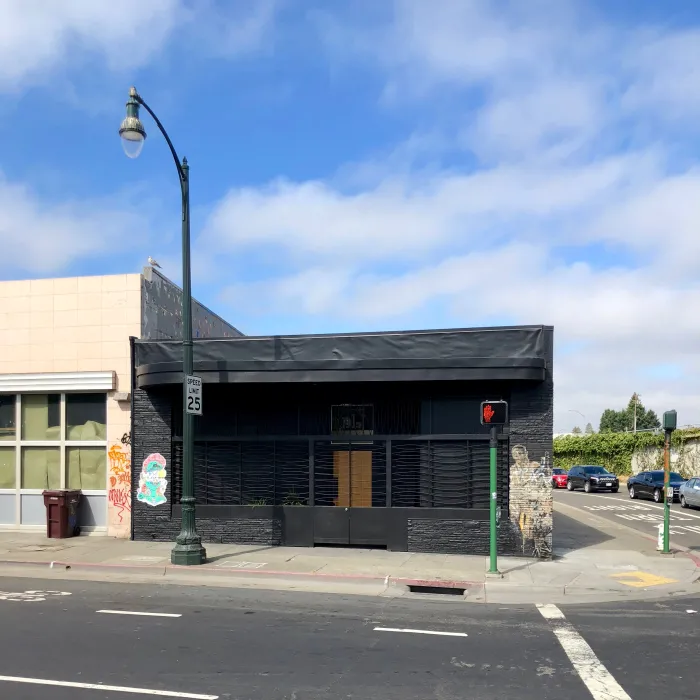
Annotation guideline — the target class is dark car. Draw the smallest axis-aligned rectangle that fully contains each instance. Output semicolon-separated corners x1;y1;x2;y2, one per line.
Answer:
628;470;686;503
566;465;619;493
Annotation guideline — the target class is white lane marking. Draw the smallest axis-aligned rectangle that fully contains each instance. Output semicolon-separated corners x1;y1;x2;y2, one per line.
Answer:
97;610;182;618
0;675;217;698
537;604;631;700
0;590;71;603
374;627;468;637
570;492;700;520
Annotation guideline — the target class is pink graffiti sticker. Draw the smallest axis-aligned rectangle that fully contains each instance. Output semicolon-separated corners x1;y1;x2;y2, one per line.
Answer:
137;453;168;507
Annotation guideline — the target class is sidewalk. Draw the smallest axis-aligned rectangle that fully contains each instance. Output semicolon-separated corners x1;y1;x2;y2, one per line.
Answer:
0;512;697;604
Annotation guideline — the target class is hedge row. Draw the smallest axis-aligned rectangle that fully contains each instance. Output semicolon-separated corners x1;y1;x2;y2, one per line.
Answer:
553;429;700;476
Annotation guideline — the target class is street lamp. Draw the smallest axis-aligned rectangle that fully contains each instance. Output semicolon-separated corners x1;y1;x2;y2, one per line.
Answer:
119;86;206;566
568;409;586;423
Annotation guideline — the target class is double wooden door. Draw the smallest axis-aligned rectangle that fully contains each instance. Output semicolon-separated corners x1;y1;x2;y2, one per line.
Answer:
313;449;385;546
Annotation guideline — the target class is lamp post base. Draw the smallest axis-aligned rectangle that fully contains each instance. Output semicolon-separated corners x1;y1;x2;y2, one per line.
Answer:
170;541;207;566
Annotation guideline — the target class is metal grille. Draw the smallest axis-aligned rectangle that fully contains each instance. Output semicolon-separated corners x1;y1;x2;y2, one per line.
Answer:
172;441;309;506
391;440;509;509
314;441;387;507
172;437;507;509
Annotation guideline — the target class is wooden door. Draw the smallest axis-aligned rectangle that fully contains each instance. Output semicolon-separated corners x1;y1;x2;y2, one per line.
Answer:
333;450;372;507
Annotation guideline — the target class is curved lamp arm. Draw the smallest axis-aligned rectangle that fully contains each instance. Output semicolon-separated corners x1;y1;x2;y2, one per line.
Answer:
133;92;186;184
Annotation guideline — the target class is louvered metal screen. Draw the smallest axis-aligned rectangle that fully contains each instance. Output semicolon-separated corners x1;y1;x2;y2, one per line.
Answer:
172;440;309;506
390;440;509;509
172;437;508;509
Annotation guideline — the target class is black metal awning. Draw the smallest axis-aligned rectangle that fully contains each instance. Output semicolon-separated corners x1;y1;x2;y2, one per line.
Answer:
134;325;552;388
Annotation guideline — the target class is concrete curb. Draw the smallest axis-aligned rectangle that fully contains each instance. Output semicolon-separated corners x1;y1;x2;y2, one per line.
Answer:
0;556;697;605
0;558;480;590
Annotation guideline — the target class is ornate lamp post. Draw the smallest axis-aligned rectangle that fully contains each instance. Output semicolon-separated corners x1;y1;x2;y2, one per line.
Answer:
119;87;206;565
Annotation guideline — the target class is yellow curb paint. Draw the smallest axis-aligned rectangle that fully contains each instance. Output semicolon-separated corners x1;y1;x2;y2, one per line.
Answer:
610;571;678;588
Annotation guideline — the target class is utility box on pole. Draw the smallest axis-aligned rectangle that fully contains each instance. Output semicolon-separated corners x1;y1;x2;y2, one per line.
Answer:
663;410;677;431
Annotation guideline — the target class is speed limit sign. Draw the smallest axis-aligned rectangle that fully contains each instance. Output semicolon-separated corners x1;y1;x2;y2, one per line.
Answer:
186;375;202;416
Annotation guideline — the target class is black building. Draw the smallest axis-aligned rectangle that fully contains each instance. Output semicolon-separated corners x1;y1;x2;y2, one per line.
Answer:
130;325;554;557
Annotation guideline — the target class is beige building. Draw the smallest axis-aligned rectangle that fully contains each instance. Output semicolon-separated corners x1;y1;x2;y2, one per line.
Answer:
0;268;239;537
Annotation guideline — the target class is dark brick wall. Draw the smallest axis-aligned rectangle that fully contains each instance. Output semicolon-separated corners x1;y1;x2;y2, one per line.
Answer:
509;328;554;465
140;516;281;545
408;519;521;555
132;387;174;541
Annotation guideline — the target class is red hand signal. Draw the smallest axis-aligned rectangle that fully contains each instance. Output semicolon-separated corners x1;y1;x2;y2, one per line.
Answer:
483;404;495;423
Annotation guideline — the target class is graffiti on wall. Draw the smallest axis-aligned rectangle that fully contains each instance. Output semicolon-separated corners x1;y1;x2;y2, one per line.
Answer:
509;444;553;558
107;444;131;528
137;453;168;507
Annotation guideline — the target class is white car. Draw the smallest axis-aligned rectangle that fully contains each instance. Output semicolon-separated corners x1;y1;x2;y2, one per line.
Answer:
679;477;700;509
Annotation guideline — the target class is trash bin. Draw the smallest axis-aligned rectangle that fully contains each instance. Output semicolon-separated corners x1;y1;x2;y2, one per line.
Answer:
42;490;82;538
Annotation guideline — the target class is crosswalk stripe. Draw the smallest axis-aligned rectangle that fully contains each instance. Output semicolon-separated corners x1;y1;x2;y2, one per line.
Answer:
538;604;631;700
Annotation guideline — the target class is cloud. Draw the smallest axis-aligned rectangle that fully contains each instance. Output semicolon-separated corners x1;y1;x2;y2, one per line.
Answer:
198;1;700;432
0;0;281;272
201;153;651;266
0;0;279;93
0;173;155;275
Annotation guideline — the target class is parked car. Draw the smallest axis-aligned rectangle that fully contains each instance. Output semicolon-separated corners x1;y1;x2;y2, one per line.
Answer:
566;465;619;493
627;470;686;503
551;468;568;489
679;477;700;509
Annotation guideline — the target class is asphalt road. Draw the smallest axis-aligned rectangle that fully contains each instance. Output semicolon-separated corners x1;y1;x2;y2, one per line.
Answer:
554;486;700;552
0;577;697;700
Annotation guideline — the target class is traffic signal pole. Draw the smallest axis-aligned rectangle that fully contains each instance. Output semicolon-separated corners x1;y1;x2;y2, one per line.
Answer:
488;425;499;574
661;410;677;555
662;428;671;554
480;400;507;577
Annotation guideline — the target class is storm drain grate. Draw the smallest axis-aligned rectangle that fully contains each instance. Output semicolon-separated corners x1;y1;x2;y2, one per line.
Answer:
408;585;466;596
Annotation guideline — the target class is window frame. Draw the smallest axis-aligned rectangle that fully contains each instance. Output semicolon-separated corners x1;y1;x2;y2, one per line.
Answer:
0;392;109;510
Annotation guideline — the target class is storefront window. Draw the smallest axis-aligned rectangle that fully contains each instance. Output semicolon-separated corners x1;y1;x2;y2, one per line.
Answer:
0;448;15;488
65;394;107;440
0;396;15;441
21;395;60;441
67;447;106;490
21;447;60;489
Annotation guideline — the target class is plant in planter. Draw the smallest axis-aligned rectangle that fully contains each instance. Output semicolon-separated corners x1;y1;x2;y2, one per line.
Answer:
246;498;269;506
283;490;307;506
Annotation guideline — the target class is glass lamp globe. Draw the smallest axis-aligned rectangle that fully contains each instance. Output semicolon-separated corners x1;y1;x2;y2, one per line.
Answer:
119;119;146;159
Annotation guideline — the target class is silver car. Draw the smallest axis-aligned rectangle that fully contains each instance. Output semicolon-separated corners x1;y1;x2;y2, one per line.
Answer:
679;477;700;509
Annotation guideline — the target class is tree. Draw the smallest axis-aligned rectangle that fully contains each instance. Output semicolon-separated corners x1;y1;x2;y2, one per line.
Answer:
627;393;660;431
571;426;582;434
585;423;594;434
599;393;661;433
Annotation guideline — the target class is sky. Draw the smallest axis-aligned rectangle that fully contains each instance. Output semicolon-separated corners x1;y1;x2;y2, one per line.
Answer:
1;0;699;433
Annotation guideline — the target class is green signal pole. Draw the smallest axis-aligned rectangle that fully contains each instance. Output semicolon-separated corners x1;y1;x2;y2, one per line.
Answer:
488;425;499;574
662;428;671;554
